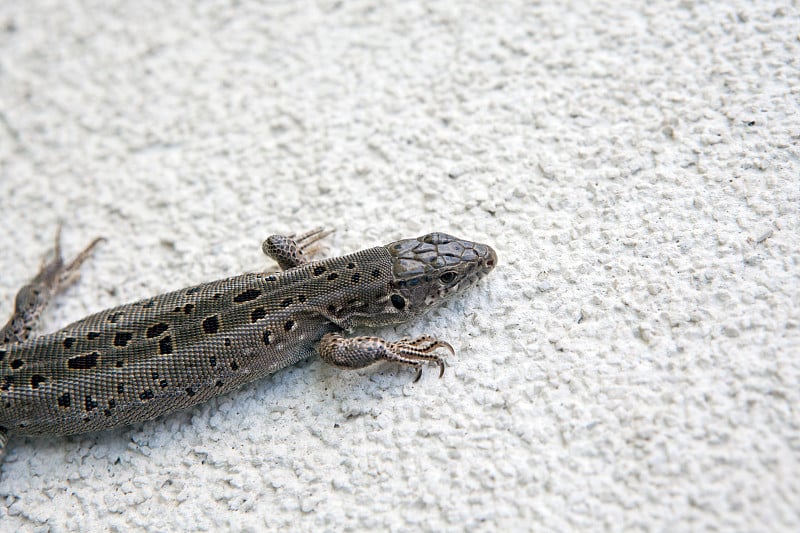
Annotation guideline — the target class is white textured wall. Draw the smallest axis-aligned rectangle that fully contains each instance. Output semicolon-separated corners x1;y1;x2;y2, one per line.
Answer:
1;1;798;531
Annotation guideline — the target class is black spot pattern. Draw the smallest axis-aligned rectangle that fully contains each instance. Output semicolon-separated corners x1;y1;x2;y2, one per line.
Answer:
251;308;266;322
186;387;196;396
85;395;98;412
327;273;338;280
10;359;23;369
281;298;292;307
86;331;101;340
263;330;271;345
146;323;169;338
159;336;173;355
234;289;261;303
313;266;326;276
231;360;239;371
68;352;99;369
63;337;75;349
30;374;46;389
203;315;219;334
140;389;154;400
352;273;360;282
58;393;71;407
209;356;217;367
284;320;294;331
114;332;133;347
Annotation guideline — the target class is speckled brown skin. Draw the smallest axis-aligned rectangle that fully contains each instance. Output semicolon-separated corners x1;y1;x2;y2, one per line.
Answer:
0;229;496;461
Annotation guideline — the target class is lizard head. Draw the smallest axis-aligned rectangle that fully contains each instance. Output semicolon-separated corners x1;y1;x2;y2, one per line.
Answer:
385;232;497;321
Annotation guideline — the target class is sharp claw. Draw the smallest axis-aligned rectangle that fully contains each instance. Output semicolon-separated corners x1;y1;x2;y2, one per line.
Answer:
38;224;64;273
288;227;322;239
64;237;106;272
413;366;423;383
53;223;64;260
293;228;335;257
438;360;445;378
292;227;335;247
435;341;455;356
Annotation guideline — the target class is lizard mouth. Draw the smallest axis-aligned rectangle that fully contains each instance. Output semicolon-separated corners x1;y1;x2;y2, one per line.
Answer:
460;244;496;297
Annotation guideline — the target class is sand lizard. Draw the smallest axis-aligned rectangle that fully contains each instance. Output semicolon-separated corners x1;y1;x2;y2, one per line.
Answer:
0;228;496;462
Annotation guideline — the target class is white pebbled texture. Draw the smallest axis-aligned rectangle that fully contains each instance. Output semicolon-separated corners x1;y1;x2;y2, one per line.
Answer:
0;0;798;531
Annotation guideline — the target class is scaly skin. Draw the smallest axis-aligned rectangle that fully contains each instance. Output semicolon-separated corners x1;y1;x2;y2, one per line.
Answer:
0;229;496;462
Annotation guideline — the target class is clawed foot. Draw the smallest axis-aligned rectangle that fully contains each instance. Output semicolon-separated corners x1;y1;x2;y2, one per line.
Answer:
1;226;104;345
390;335;454;382
35;225;105;291
262;227;335;270
318;332;454;383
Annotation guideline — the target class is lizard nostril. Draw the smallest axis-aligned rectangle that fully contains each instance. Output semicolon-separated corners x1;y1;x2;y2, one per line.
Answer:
484;247;498;270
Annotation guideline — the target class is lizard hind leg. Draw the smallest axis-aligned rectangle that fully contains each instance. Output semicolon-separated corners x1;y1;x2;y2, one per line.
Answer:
261;227;334;271
0;227;104;345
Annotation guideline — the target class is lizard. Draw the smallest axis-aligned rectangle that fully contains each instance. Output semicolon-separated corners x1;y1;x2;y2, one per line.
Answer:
0;227;496;463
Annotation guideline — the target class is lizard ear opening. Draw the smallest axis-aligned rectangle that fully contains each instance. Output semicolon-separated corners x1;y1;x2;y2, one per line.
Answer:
390;294;406;310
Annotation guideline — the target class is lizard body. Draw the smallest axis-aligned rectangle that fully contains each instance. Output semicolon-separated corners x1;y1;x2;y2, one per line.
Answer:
0;229;496;461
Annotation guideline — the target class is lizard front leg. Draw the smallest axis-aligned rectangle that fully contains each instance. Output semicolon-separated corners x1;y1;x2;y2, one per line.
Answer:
261;227;334;270
317;332;454;382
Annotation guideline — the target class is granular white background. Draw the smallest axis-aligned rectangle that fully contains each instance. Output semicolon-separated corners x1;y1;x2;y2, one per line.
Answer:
0;1;798;531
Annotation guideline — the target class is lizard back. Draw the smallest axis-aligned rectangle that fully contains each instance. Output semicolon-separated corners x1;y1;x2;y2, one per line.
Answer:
0;246;394;436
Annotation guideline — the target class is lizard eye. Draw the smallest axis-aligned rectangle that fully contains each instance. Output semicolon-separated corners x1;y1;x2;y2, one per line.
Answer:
439;272;457;284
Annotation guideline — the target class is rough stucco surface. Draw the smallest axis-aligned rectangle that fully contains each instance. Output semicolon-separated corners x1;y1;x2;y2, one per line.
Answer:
0;1;798;531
